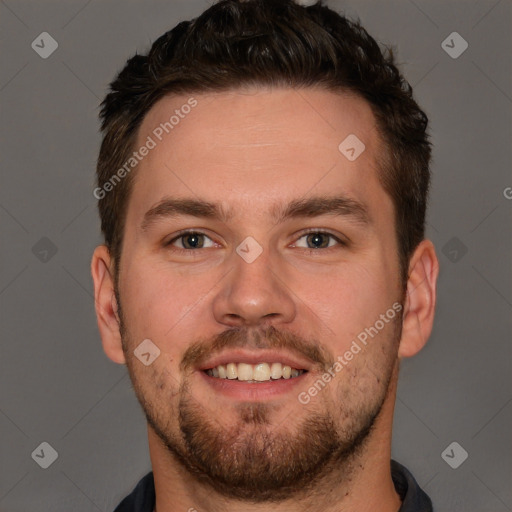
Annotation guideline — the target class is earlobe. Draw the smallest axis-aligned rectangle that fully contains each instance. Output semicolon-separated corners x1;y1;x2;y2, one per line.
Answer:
91;245;126;364
398;239;439;358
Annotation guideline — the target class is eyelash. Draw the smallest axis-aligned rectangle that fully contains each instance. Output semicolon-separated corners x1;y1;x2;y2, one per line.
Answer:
165;229;346;255
295;229;347;255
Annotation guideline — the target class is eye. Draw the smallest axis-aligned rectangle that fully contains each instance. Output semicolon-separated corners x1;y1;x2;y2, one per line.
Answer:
166;231;216;250
293;230;345;250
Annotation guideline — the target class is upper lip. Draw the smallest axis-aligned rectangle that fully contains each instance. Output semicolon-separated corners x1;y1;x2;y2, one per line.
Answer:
197;349;314;372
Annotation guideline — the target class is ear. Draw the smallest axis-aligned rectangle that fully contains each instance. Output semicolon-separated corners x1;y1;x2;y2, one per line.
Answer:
398;239;439;358
91;245;126;364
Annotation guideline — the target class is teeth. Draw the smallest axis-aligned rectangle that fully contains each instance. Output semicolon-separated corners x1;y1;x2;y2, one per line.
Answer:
253;363;270;381
226;363;237;380
204;362;305;381
237;363;253;381
270;362;282;379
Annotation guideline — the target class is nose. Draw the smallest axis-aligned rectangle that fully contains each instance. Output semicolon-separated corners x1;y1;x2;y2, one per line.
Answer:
211;244;296;328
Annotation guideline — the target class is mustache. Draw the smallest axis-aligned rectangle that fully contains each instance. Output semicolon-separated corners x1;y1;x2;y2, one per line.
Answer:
180;325;334;372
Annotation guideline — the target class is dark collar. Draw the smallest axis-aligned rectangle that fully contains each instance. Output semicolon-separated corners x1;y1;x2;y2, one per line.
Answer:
114;460;433;512
391;460;433;511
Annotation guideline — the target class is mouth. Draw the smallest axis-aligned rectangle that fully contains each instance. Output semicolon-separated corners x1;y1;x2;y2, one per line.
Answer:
197;350;313;399
204;362;307;382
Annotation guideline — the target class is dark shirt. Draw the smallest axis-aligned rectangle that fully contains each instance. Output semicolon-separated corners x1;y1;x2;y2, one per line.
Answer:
113;459;433;511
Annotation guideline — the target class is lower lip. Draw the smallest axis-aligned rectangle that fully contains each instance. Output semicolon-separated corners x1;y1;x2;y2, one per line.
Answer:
198;370;309;400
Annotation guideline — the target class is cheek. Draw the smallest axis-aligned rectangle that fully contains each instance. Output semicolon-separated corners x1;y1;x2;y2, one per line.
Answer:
154;365;180;395
120;261;203;337
119;260;222;371
298;260;393;341
127;358;183;433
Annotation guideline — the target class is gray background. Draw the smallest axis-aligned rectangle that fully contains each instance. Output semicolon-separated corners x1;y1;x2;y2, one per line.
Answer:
1;0;511;510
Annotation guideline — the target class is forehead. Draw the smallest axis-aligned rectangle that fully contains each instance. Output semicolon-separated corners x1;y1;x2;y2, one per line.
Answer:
129;87;390;224
137;87;380;158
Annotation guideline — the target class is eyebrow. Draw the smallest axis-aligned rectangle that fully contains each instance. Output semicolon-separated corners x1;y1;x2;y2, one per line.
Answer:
141;195;371;232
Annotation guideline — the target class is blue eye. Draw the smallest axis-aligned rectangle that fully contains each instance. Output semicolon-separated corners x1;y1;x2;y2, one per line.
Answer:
167;231;215;250
164;229;346;256
294;230;345;250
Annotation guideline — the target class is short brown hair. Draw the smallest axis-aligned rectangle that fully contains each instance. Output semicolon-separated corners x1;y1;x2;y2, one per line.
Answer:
96;0;431;287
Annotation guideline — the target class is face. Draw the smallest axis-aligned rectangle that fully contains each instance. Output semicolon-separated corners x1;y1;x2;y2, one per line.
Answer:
114;88;405;500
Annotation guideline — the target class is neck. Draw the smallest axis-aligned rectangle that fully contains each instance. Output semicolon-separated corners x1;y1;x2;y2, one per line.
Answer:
150;364;402;512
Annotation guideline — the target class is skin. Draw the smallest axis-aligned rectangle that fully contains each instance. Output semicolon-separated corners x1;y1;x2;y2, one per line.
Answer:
92;87;439;512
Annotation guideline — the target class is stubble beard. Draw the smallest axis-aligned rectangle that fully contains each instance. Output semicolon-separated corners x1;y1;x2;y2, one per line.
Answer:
150;382;386;502
117;289;402;502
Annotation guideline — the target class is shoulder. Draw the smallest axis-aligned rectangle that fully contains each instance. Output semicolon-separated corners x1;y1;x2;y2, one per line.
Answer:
391;460;433;512
112;472;155;512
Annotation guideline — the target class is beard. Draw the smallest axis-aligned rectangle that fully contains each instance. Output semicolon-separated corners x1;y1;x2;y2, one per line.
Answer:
117;290;403;502
151;381;382;502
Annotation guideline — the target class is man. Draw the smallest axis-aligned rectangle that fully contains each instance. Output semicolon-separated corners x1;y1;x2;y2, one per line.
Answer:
91;0;439;510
